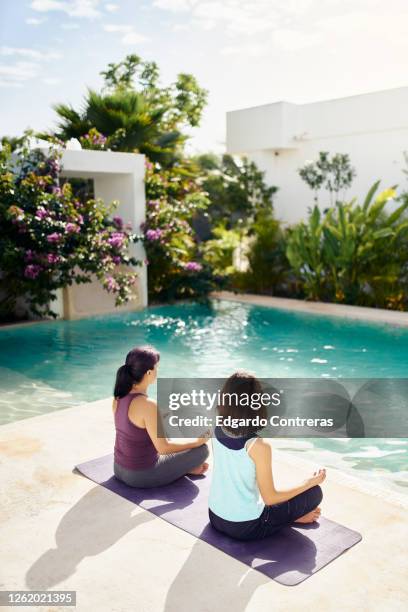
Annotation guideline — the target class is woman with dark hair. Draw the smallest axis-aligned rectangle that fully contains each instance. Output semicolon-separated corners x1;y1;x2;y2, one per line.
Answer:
208;370;325;540
113;346;209;488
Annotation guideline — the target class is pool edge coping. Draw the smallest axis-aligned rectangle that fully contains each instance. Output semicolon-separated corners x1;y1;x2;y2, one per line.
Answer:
3;293;408;328
211;291;408;327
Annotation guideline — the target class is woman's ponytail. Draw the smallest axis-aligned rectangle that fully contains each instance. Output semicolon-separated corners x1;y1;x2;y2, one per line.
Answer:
114;364;134;399
113;346;160;399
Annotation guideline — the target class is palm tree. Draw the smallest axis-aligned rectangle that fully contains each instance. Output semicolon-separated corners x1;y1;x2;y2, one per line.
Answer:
45;54;208;167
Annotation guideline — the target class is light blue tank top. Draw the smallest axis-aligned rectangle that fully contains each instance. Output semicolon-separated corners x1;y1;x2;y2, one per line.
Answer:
209;428;264;522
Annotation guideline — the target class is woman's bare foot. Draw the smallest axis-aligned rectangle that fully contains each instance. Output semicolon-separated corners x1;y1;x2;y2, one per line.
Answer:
294;506;321;524
188;462;209;476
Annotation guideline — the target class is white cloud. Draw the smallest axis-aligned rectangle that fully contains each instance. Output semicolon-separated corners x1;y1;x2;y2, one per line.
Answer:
30;0;66;10
316;11;408;47
0;46;61;61
30;0;101;18
153;0;408;58
26;17;47;25
221;41;271;58
42;77;62;85
153;0;193;10
152;0;313;37
0;62;39;87
172;23;189;31
61;22;80;29
121;31;149;45
105;2;119;11
103;24;132;33
0;47;61;88
271;28;323;52
103;24;150;45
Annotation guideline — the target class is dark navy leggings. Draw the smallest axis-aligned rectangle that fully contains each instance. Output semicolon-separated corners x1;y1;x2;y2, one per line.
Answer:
209;485;323;541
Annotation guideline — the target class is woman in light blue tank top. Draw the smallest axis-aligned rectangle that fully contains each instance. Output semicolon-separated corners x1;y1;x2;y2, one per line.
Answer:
208;371;326;541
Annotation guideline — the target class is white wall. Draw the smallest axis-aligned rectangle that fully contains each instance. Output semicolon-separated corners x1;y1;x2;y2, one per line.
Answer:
227;87;408;223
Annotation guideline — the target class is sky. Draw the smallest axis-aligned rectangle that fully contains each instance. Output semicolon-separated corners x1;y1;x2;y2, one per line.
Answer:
1;0;408;154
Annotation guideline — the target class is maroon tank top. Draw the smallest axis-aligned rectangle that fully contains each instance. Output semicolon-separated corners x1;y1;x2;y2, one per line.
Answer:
114;392;159;470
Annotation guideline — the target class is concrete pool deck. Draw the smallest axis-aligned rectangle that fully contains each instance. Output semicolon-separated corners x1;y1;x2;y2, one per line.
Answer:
1;400;407;612
212;291;408;327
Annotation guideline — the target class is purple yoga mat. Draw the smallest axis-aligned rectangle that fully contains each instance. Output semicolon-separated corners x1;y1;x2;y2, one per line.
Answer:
75;454;362;586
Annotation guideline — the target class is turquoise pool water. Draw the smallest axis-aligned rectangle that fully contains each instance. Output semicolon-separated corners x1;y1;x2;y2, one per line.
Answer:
0;299;407;493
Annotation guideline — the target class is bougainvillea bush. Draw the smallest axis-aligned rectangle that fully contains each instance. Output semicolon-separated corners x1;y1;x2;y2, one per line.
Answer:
73;129;216;301
0;140;141;320
143;159;216;302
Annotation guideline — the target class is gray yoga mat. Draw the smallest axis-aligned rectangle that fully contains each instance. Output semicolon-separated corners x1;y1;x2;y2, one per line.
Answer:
75;454;362;586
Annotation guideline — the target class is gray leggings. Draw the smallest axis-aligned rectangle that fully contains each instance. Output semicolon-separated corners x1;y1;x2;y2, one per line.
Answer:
114;443;209;488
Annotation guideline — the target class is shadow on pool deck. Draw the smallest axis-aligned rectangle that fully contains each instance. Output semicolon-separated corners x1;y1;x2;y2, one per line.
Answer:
164;535;269;612
25;485;153;590
163;527;318;612
25;473;203;591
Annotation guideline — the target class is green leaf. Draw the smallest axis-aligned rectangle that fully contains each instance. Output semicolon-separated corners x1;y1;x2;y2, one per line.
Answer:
363;180;380;211
387;200;408;225
372;228;394;240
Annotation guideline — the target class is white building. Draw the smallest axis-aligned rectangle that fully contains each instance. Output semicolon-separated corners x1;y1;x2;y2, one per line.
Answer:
226;87;408;224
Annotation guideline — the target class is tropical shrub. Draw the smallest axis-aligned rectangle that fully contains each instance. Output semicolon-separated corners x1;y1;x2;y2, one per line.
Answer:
194;153;277;229
202;225;242;276
299;152;356;205
238;212;293;295
0;140;141;320
285;205;327;301
143;159;215;302
286;182;408;308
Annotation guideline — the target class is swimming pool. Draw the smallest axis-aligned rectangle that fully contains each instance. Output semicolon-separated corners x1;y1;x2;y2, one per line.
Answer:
0;299;407;494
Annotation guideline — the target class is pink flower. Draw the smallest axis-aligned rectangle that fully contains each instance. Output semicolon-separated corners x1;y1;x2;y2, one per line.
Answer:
24;249;35;262
105;276;118;292
47;232;62;243
184;262;202;272
66;223;80;234
112;256;121;264
35;207;48;220
47;254;60;264
108;232;125;248
24;264;42;279
145;229;163;241
113;215;124;229
48;159;61;175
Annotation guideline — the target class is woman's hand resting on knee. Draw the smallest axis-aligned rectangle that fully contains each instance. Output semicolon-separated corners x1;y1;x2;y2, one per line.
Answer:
249;439;327;506
193;429;211;447
307;468;326;487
